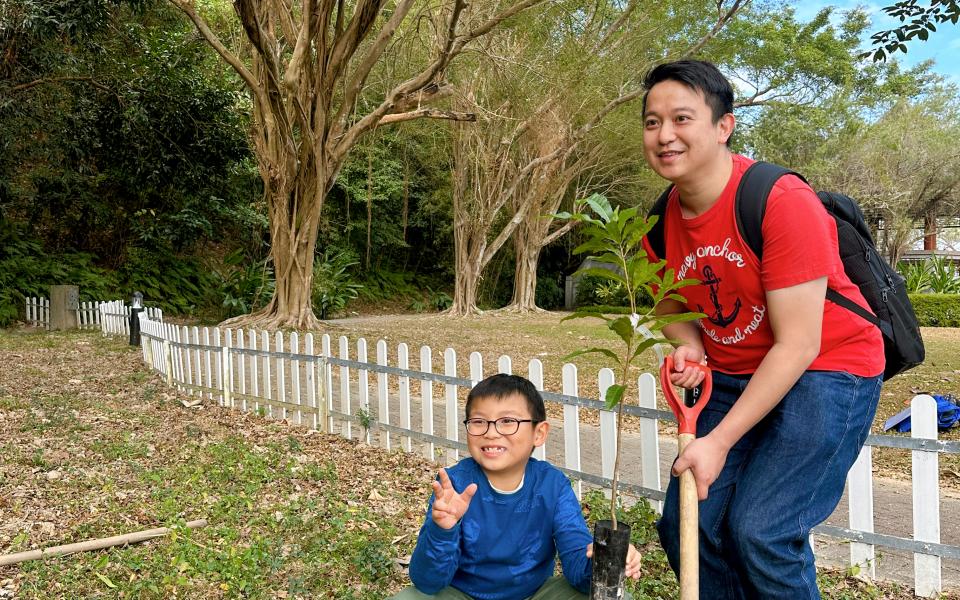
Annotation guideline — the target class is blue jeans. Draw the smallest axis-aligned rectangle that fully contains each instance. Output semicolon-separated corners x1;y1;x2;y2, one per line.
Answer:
657;370;882;599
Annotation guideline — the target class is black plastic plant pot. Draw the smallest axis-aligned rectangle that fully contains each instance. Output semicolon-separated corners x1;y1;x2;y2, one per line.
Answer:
590;519;631;600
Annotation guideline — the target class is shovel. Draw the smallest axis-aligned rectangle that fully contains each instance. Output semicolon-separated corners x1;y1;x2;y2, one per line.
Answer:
660;355;712;600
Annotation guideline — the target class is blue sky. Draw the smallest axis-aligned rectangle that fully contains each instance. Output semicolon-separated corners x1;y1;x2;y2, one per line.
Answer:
793;1;960;86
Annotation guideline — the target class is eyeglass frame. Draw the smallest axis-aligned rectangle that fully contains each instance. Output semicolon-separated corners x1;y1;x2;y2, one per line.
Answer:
462;417;540;436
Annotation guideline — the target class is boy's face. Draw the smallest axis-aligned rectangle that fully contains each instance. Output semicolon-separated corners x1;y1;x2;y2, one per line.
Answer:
642;79;734;186
465;392;548;485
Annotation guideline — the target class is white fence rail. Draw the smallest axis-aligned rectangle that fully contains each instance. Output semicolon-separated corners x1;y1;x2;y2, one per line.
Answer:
25;297;121;330
125;313;957;597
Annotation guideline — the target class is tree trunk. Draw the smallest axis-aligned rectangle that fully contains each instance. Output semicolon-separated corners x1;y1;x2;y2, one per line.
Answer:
449;222;485;316
221;147;326;330
506;222;545;312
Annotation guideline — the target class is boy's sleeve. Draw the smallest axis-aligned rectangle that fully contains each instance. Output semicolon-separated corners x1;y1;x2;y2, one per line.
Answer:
552;479;593;592
408;492;462;593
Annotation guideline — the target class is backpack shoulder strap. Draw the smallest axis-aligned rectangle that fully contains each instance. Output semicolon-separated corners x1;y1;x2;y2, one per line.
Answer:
647;184;674;260
734;161;807;261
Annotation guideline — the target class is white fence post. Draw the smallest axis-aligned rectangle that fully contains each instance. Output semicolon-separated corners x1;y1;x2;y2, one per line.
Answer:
377;340;390;450
305;333;318;431
528;359;546;461
444;348;459;465
598;368;616;498
291;332;302;426
638;372;662;513
420;346;434;461
322;334;333;433
163;336;173;388
399;343;412;453
849;444;875;579
262;331;273;419
469;352;483;387
358;338;371;444
497;355;512;375
276;331;287;421
338;336;351;438
912;394;941;597
222;329;233;409
562;363;582;500
202;327;213;400
246;329;257;414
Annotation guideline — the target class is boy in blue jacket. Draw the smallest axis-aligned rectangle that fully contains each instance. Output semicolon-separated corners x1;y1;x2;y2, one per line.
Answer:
391;374;641;599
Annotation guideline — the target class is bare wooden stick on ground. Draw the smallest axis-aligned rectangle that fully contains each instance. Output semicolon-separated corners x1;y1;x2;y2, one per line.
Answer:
0;519;208;567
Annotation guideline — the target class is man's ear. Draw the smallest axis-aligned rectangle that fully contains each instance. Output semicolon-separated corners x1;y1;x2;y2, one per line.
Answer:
534;421;550;447
717;112;736;144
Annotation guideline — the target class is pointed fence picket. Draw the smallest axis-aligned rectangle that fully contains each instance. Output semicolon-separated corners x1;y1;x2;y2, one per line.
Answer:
120;312;960;598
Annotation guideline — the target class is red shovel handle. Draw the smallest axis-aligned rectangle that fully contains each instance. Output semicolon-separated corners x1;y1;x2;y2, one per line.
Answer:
660;355;712;435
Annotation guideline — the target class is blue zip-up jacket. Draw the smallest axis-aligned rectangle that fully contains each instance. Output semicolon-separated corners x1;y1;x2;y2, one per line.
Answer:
409;457;592;599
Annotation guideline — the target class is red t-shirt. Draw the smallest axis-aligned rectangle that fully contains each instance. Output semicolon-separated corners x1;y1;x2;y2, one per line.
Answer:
644;154;884;377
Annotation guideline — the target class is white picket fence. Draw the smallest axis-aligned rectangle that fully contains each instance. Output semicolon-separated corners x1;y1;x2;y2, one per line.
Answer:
125;313;957;597
96;300;163;335
25;297;113;330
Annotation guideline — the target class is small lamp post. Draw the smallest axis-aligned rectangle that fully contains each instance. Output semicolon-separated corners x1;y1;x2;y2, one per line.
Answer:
129;292;144;346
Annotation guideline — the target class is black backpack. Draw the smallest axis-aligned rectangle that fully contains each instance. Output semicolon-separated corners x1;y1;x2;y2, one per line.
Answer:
647;161;924;381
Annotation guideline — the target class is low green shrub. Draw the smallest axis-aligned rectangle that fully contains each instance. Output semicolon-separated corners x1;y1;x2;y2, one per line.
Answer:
211;249;275;319
535;275;564;310
313;250;364;319
909;293;960;327
0;219;118;326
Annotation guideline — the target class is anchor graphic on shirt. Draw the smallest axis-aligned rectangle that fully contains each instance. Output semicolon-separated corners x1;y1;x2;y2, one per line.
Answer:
697;265;741;328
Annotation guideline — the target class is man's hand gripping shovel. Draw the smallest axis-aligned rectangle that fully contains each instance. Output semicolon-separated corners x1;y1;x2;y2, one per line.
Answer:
660;355;712;600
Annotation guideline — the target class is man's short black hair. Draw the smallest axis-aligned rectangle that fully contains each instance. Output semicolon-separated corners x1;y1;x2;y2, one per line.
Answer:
642;60;735;145
466;373;547;423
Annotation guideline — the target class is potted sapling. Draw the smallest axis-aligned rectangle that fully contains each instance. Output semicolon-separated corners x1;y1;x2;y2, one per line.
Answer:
557;194;700;599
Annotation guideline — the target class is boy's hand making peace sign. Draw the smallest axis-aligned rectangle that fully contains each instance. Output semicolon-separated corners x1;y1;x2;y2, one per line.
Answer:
431;468;478;529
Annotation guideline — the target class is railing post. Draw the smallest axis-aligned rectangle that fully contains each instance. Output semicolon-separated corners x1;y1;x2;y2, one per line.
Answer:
444;348;458;465
562;363;582;500
849;444;876;579
638;372;662;513
222;330;233;409
163;337;174;388
598;368;616;499
912;394;940;597
528;359;545;461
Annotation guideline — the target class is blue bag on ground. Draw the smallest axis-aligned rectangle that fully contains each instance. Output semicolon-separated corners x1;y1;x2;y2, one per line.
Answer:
888;394;959;433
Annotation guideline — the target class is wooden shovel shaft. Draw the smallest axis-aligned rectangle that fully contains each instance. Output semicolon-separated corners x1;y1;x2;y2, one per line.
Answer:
678;432;698;600
0;519;208;567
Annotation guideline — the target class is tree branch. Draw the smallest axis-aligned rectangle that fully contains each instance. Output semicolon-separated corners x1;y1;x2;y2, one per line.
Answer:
680;0;750;58
542;219;579;247
166;0;262;99
379;108;476;124
9;76;111;94
285;0;315;91
336;0;418;127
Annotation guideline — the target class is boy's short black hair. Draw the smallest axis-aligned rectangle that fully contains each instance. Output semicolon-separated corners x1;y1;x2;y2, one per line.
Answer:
642;60;735;145
466;374;547;423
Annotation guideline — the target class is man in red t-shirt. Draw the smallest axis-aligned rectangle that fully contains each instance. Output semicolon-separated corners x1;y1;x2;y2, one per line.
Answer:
641;60;884;598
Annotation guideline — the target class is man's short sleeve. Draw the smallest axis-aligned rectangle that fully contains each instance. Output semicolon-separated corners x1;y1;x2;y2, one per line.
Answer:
759;175;841;291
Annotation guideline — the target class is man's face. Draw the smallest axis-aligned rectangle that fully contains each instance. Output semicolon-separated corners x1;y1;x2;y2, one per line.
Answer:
465;393;547;484
642;80;733;185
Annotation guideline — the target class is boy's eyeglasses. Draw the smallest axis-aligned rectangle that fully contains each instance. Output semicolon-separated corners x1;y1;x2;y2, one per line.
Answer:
463;417;537;436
